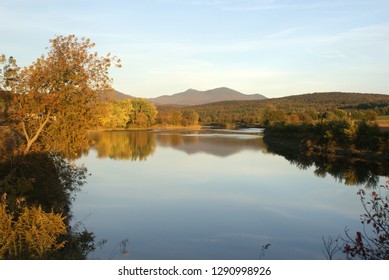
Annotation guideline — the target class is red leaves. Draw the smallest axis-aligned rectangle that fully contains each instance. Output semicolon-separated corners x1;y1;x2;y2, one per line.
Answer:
343;183;389;259
357;189;365;196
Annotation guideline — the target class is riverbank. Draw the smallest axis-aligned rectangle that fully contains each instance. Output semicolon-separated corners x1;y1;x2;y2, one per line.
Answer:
88;124;202;133
263;121;389;161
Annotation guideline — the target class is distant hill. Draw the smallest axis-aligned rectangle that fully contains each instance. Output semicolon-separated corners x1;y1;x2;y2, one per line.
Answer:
258;92;389;110
149;87;266;106
189;92;389;125
111;90;134;99
100;89;134;101
191;92;389;111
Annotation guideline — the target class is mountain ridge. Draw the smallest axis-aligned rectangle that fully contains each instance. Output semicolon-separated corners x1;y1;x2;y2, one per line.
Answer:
148;87;267;106
110;88;388;109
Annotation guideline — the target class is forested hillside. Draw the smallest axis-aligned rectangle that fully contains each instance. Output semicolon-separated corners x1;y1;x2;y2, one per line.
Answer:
188;92;389;126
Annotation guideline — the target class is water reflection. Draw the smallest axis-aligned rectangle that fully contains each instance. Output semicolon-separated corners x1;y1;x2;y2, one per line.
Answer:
156;129;267;157
88;131;156;161
264;138;389;187
73;129;389;259
87;129;388;187
87;129;268;159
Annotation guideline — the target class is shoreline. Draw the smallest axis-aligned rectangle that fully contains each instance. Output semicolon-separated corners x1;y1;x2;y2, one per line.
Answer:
263;133;389;161
87;124;202;133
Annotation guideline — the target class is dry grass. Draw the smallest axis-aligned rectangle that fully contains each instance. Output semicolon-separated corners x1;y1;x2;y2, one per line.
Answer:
377;120;389;132
377;120;389;127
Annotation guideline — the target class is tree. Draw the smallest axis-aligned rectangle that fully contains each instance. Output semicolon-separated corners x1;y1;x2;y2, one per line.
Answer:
182;109;199;126
0;152;98;259
322;183;389;260
342;184;389;260
100;99;133;128
128;98;157;128
0;55;20;92
260;105;287;126
2;35;120;156
171;110;183;126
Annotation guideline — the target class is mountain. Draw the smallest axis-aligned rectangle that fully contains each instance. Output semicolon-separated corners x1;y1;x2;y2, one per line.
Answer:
111;90;134;99
100;89;134;101
191;92;389;110
149;87;266;106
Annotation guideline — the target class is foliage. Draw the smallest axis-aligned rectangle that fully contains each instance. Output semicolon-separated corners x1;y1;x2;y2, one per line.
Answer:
264;120;389;156
0;55;20;91
128;98;157;128
0;152;87;215
182;109;199;126
322;182;389;260
0;151;99;259
260;105;287;126
99;98;133;128
155;106;201;127
1;35;120;156
0;35;121;260
342;183;389;259
189;92;389;127
99;98;159;129
264;131;387;187
0;197;67;259
155;107;183;126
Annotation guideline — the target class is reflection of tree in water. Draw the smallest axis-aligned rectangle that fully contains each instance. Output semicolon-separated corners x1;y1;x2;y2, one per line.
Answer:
156;133;198;147
90;131;156;161
264;137;389;259
264;139;389;187
0;152;97;259
156;131;268;157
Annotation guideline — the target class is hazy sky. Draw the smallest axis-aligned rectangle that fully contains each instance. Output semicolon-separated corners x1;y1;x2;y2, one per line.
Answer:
1;0;389;98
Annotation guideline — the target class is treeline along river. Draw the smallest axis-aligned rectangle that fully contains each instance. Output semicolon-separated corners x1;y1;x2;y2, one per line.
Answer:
73;128;388;259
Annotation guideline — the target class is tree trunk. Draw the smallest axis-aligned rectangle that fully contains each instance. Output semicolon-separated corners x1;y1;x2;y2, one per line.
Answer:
23;110;51;154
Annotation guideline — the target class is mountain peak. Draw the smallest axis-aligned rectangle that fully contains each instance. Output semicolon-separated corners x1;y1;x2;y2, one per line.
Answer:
149;87;266;106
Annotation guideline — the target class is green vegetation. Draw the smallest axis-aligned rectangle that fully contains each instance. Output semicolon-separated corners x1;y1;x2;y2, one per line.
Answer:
100;98;158;129
1;35;120;156
264;120;388;159
182;92;389;159
128;98;158;128
0;200;67;259
100;98;133;128
99;99;201;129
0;35;116;259
378;115;389;120
154;106;200;128
0;35;202;259
1;33;388;259
188;92;389;127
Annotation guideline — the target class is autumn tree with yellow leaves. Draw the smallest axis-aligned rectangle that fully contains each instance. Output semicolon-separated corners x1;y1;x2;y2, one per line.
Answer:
1;35;121;156
0;35;119;259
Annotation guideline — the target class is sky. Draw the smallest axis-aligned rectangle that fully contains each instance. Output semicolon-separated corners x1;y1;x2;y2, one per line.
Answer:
1;0;389;98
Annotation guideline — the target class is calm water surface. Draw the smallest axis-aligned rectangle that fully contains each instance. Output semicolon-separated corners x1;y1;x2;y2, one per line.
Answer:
73;129;387;259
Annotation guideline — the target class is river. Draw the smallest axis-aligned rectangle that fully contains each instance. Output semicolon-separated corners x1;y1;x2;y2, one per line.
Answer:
73;128;388;259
